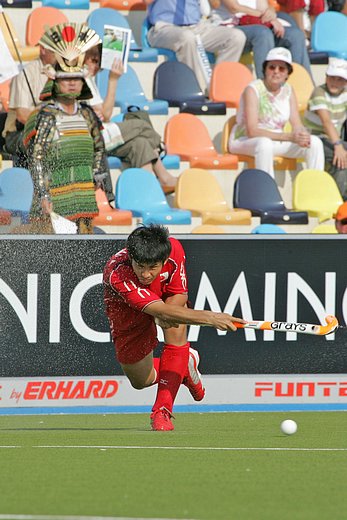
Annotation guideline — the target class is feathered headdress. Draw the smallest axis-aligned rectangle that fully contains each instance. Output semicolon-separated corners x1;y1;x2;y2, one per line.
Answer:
39;23;101;78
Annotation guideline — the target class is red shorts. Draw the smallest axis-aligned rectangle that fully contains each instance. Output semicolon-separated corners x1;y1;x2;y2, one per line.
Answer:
111;320;158;365
277;0;324;15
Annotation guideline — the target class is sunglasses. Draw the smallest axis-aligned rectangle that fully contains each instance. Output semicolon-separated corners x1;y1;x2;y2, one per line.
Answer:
337;218;347;225
268;64;287;72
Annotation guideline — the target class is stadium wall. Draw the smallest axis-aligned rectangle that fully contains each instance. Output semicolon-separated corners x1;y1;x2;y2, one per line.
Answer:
0;235;346;413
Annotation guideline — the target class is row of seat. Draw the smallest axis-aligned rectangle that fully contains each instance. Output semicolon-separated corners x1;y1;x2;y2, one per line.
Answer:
0;166;342;229
0;0;147;10
3;4;345;67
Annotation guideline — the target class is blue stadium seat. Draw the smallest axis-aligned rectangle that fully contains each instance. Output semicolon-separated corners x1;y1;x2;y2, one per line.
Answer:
0;167;34;223
153;61;226;115
96;65;169;114
42;0;89;9
87;8;158;62
251;224;287;234
115;168;191;225
233;169;308;224
108;154;180;170
311;12;347;59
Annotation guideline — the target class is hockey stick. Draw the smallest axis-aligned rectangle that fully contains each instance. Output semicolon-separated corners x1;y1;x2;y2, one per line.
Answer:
234;315;340;336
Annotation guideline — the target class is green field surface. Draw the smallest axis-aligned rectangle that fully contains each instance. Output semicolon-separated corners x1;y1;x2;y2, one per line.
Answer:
0;411;346;520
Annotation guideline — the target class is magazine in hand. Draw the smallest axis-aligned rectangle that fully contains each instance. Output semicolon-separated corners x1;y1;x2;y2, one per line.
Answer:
101;24;132;73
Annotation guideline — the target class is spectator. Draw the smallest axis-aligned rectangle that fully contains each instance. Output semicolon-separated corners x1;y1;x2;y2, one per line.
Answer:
334;201;347;233
144;0;246;91
84;46;177;193
228;47;324;178
211;0;313;79
276;0;324;40
2;44;56;165
22;24;109;235
304;58;347;200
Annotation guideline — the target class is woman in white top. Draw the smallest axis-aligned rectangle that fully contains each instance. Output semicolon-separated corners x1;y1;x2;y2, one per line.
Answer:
228;47;324;177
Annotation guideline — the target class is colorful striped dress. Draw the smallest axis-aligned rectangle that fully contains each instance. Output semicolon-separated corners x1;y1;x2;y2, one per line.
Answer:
24;102;106;221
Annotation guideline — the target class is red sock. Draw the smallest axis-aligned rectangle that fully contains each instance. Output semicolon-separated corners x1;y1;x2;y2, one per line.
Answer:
152;342;190;413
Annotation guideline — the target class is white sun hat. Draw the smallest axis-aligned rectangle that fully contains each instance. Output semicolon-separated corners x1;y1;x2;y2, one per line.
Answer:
326;57;347;80
265;47;292;64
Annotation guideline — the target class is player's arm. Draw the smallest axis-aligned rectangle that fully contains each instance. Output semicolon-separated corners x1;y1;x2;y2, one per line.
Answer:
144;300;246;331
155;294;188;329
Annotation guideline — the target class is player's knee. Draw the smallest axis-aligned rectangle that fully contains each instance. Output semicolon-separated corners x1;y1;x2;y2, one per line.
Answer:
129;379;146;390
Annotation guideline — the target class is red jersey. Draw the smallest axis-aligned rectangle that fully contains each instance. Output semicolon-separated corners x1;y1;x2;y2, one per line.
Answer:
103;237;187;363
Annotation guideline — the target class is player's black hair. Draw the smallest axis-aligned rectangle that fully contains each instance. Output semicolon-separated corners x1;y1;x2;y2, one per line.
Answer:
126;224;172;265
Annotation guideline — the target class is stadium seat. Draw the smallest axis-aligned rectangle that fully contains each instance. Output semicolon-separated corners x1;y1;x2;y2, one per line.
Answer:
251;223;287;234
175;168;252;225
87;8;158;62
209;61;253;108
153;61;226;115
221;116;297;171
92;187;132;226
115;168;191;225
311;12;347;59
191;224;226;234
292;169;343;222
233;168;308;224
141;18;176;61
96;65;168;114
100;0;146;9
311;223;338;234
0;0;32;7
26;6;69;46
41;0;90;9
164;113;238;169
0;12;39;61
287;63;314;114
108;154;180;170
0;167;34;223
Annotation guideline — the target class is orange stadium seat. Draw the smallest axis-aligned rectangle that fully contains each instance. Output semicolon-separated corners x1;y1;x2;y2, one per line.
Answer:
99;0;146;9
92;188;132;226
209;61;253;108
164;113;238;170
26;7;69;46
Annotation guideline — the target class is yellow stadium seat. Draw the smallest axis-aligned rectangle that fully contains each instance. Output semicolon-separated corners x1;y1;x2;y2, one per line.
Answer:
0;12;39;62
287;63;314;114
311;223;338;234
192;224;226;234
174;168;252;225
293;169;343;222
222;115;298;170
